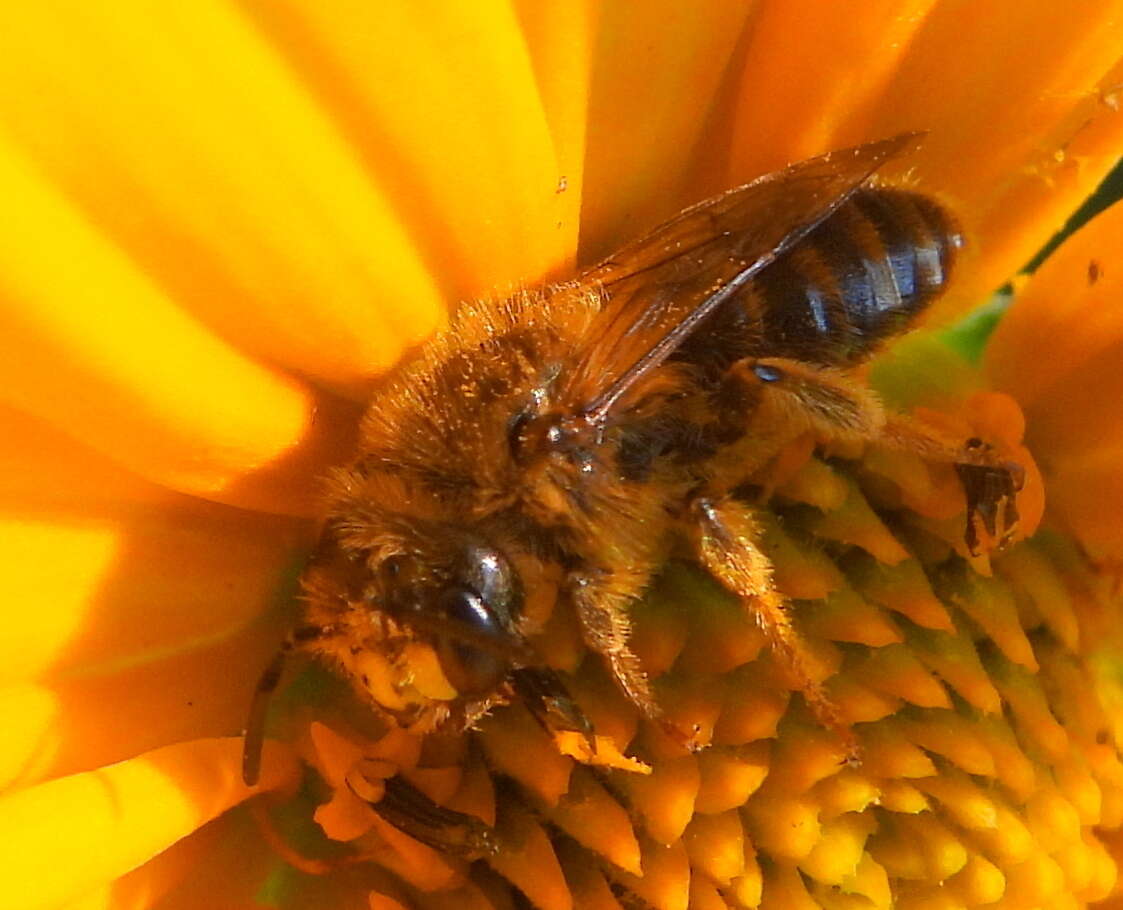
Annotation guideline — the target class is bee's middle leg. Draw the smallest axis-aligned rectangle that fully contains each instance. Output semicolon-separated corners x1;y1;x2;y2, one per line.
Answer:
688;494;857;756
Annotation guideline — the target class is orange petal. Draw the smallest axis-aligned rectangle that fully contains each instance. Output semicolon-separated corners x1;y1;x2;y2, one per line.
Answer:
576;0;756;262
986;200;1123;561
0;502;302;676
730;1;1123;324
0;2;447;392
102;809;273;910
4;616;283;787
0;737;298;910
731;0;939;173
514;1;598;266
0;402;307;673
0;403;177;513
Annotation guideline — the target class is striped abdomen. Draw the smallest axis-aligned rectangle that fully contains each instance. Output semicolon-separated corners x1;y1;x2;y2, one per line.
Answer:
750;187;962;364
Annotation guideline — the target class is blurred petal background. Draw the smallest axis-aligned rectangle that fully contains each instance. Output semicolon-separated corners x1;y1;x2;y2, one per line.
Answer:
2;2;1123;909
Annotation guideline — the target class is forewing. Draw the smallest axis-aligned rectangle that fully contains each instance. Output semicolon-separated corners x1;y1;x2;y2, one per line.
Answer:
563;133;922;424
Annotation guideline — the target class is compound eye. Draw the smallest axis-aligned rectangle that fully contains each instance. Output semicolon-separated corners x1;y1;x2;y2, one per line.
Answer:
753;363;784;383
434;587;508;695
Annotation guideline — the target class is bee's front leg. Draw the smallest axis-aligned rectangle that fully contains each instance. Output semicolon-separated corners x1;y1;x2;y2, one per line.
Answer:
688;495;857;758
568;569;661;723
359;773;496;858
509;665;596;746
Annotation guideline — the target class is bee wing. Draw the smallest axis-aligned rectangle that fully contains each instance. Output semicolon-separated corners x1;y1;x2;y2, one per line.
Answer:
564;133;922;425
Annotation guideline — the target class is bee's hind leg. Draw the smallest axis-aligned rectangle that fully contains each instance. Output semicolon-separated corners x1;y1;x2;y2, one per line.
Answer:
726;357;1024;556
954;442;1024;556
879;416;1025;556
689;494;858;759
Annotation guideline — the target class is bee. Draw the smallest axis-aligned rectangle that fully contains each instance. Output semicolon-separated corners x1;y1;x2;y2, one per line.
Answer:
243;134;1022;848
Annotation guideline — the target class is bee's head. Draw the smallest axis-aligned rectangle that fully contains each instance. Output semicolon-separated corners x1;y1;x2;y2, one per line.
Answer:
369;530;526;696
300;494;529;717
242;482;530;785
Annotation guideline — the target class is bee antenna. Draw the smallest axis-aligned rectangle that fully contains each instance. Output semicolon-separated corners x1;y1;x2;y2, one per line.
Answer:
242;640;292;787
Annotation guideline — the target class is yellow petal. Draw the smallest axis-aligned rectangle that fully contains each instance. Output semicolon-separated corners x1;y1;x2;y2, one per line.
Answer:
0;140;355;513
514;1;598;264
0;683;57;791
0;1;447;392
0;405;306;783
0;485;305;685
245;1;575;303
0;737;297;910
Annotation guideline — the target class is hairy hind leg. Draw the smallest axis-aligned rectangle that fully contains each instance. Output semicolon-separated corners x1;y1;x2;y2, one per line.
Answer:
689;494;857;757
878;414;1024;555
730;356;1024;556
